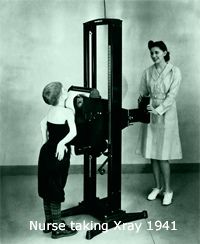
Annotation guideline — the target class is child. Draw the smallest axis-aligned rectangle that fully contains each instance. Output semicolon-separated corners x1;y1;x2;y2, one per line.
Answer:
38;82;77;238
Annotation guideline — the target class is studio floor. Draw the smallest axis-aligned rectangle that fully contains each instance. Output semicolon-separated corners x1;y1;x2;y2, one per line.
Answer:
0;172;199;244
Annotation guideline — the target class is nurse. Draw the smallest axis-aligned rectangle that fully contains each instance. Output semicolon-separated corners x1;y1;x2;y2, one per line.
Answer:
136;40;182;206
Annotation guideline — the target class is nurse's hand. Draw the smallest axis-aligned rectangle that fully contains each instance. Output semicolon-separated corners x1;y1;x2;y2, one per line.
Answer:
55;142;68;161
147;104;158;115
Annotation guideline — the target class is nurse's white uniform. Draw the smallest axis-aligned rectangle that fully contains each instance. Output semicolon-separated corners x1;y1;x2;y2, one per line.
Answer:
136;63;182;160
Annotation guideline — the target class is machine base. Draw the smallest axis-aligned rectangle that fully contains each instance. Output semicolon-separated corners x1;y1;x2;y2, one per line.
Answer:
61;198;148;240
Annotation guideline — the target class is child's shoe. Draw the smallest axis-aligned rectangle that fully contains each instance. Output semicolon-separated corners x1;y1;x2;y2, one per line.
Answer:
51;221;77;239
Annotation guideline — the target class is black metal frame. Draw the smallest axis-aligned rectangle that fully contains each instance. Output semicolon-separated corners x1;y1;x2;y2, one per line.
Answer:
62;19;148;240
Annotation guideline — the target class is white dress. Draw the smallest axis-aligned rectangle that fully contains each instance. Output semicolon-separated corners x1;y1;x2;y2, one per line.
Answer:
136;63;182;160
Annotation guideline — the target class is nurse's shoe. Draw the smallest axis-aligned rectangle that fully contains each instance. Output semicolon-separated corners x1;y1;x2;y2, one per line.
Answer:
163;191;173;206
147;188;163;201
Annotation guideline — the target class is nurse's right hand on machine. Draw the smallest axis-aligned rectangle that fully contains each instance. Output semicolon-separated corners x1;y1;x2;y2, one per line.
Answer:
138;94;143;106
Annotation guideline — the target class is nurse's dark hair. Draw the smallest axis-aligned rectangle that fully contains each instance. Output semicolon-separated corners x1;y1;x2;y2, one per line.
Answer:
42;82;63;106
148;40;170;62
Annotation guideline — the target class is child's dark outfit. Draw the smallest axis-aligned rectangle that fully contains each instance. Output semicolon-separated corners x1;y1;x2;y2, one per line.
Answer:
38;121;77;238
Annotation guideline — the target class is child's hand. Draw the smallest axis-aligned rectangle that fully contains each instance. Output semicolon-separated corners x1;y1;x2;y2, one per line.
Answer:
55;142;68;161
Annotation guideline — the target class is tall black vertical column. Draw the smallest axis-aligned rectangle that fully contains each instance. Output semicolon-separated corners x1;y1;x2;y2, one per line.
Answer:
107;20;122;213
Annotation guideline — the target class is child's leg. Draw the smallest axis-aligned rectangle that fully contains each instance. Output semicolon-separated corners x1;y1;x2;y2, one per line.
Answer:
50;202;62;227
43;199;53;233
43;199;53;223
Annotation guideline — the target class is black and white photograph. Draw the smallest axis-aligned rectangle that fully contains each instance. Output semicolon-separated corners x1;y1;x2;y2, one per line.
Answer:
0;0;199;244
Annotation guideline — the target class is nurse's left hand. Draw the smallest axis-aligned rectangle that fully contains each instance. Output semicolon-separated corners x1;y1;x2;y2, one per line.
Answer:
147;104;158;115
